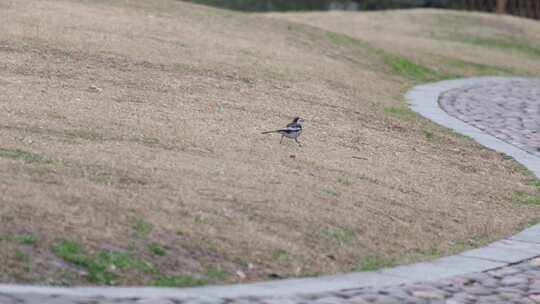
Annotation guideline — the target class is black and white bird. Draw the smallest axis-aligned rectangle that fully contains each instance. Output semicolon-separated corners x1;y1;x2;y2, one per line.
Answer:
262;117;304;146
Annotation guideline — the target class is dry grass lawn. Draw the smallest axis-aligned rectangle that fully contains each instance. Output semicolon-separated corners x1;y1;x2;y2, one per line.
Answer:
1;0;540;286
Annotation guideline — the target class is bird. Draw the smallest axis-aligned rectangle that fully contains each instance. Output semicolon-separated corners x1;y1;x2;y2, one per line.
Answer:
262;117;304;146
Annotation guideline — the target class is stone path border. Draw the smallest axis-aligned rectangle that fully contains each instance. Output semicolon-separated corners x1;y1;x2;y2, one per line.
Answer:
0;77;539;302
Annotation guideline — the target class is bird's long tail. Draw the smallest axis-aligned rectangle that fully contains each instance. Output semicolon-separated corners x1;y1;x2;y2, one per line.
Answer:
261;130;279;134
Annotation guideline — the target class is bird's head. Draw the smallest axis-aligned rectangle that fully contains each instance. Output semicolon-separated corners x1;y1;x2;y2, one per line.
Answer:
292;117;304;124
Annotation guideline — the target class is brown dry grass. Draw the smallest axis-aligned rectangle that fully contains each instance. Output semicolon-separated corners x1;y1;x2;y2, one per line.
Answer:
0;0;540;286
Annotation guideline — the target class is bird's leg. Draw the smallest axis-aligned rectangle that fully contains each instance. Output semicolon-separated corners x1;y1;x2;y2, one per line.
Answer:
280;135;284;144
295;138;302;147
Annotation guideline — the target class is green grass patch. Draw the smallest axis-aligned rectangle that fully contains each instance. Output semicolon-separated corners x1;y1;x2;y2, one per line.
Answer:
64;129;104;141
15;234;38;245
515;191;540;206
14;249;30;262
464;37;540;57
414;246;441;256
147;243;167;256
383;55;445;82
88;172;114;185
354;255;394;272
286;23;330;45
527;179;540;189
445;57;515;75
51;240;152;284
423;130;435;141
271;248;290;262
152;275;208;287
524;216;540;228
337;176;352;186
320;227;355;246
194;215;211;224
500;152;514;160
322;188;339;197
206;269;229;281
383;106;416;119
96;251;152;272
132;217;154;237
205;240;219;252
299;271;321;277
326;31;359;46
137;136;161;147
51;240;88;266
0;148;50;164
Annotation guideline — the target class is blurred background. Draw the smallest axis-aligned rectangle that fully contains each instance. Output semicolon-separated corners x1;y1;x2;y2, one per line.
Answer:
183;0;540;20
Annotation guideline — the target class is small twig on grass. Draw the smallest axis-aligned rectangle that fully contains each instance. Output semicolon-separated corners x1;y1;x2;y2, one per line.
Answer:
352;156;368;160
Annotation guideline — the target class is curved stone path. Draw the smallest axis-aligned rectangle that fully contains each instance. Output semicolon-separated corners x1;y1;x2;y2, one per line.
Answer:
439;78;540;157
1;77;539;303
408;77;540;177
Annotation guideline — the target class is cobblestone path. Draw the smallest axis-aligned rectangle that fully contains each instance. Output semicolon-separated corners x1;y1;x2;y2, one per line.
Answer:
439;78;540;157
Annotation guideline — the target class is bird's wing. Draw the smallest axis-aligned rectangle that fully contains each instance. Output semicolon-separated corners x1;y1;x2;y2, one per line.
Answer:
262;124;301;134
286;122;302;128
276;126;301;133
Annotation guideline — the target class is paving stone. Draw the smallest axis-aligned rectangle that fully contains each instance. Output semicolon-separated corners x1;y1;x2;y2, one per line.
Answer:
0;294;18;304
460;246;537;264
440;285;463;294
410;290;446;300
531;258;540;267
498;286;527;295
344;296;370;304
529;294;540;303
181;298;225;304
330;289;366;299
499;291;527;302
135;298;177;304
373;286;410;299
351;293;382;302
462;285;493;296
487;267;522;278
446;292;477;304
459;272;492;283
365;295;402;304
475;295;505;304
501;276;529;286
433;256;504;274
311;296;350;304
490;240;540;255
14;294;63;304
260;298;299;304
380;262;467;281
